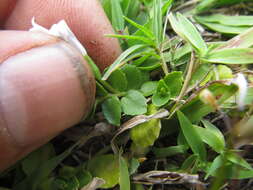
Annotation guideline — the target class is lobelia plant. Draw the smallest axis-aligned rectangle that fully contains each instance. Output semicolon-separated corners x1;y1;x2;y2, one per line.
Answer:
2;0;253;190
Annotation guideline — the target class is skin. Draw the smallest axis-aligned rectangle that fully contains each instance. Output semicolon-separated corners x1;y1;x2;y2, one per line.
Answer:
0;0;121;171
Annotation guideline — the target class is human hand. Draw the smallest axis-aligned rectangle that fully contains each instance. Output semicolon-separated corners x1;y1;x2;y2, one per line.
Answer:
0;0;121;171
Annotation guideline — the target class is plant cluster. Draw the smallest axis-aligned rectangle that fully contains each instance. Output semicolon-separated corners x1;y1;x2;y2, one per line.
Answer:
1;0;253;189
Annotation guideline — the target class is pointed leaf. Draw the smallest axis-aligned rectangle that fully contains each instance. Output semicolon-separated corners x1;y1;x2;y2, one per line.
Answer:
217;27;253;49
124;16;154;39
177;111;207;161
204;48;253;64
168;13;207;55
226;152;252;170
152;0;163;44
194;125;225;153
205;155;224;179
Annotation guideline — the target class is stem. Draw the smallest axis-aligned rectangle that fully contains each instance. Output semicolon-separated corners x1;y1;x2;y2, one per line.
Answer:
177;52;195;103
98;79;120;94
168;52;195;116
160;50;169;75
96;92;126;104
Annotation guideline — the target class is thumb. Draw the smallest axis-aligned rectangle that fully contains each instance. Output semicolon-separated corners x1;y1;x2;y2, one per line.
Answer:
0;31;95;171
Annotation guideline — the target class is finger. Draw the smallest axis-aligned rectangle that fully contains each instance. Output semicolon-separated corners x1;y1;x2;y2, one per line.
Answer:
0;31;95;171
0;0;16;25
4;0;121;71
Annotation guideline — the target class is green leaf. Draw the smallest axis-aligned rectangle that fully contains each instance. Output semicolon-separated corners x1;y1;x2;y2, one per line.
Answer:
181;154;199;171
102;96;122;126
122;0;131;15
121;90;147;115
153;145;188;158
125;0;140;19
111;0;125;31
202;120;226;148
164;71;183;97
231;169;253;179
107;34;155;46
195;14;253;27
121;65;143;89
194;125;225;153
141;81;158;97
124;16;154;39
177;111;207;161
119;156;130;190
107;69;128;92
84;55;102;80
194;0;249;14
195;17;249;35
204;48;253;64
205;155;224;179
130;104;161;147
101;0;112;21
226;152;252;170
217;27;253;49
162;0;173;15
189;64;212;86
102;44;147;80
168;13;207;56
152;0;163;44
216;65;233;79
88;154;119;189
152;80;171;107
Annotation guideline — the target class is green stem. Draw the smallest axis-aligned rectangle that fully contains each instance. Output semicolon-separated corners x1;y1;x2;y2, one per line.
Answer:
160;50;169;75
169;52;195;116
177;52;195;103
98;79;120;94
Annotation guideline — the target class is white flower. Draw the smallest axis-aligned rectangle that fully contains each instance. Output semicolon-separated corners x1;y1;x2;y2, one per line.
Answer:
29;17;87;56
232;73;248;110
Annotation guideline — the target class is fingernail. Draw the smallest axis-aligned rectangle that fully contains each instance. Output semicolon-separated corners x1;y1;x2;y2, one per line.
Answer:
0;42;95;147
